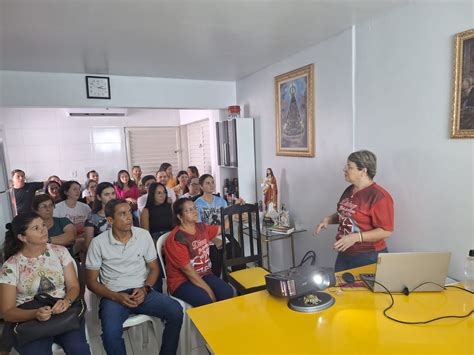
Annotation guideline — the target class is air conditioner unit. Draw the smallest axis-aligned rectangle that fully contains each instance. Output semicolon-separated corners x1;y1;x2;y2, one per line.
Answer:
64;108;128;117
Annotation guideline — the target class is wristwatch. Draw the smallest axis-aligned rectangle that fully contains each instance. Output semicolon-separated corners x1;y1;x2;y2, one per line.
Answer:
143;285;152;294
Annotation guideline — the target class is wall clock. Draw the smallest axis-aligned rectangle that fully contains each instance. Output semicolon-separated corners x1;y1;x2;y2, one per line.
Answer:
86;76;111;99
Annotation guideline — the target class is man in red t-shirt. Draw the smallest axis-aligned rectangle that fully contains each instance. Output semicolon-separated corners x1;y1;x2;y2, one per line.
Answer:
315;150;394;271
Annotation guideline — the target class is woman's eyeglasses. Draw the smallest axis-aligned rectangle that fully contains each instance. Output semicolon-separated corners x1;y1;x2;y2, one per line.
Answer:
183;206;197;214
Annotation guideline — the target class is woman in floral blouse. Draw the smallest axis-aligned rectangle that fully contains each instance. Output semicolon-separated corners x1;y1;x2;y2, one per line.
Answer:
0;212;90;355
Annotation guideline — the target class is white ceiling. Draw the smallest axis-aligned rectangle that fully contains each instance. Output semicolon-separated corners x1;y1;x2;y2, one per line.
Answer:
0;0;410;81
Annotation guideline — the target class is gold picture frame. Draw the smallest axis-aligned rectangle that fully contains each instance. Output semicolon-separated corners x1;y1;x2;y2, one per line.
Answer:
451;28;474;138
275;64;314;157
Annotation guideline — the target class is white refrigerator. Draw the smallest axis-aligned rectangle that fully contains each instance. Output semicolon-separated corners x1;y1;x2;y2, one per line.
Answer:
0;138;13;263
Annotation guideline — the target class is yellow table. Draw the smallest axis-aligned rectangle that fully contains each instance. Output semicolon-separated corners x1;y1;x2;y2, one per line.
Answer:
187;265;474;354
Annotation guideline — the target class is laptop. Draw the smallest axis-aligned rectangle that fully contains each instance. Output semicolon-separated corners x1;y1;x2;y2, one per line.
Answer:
360;252;451;293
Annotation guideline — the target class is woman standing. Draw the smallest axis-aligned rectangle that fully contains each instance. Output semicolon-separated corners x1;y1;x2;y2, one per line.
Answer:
84;182;116;249
315;150;394;272
33;194;76;256
164;198;233;307
172;170;189;198
0;213;90;355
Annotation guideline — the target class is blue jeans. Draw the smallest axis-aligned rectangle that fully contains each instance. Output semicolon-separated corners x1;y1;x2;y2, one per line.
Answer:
99;288;183;355
335;248;388;272
13;318;90;355
173;274;233;307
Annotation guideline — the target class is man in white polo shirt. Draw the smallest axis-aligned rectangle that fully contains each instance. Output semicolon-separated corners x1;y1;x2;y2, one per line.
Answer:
86;199;182;355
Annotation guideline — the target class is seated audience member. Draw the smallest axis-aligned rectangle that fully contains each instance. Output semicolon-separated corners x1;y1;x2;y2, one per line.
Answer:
84;182;116;250
140;183;173;240
181;177;202;200
11;169;46;214
86;199;183;355
54;181;91;238
140;182;173;292
0;213;90;355
79;179;97;208
187;166;200;179
194;174;244;276
114;170;139;208
81;170;99;198
131;165;143;192
172;170;189;198
164;198;233;307
45;180;62;203
114;170;140;226
48;175;63;186
156;170;177;203
137;175;157;213
33;194;76;255
159;162;176;188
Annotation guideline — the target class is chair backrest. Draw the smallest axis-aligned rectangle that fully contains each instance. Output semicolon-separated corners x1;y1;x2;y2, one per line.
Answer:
220;203;263;279
156;232;171;280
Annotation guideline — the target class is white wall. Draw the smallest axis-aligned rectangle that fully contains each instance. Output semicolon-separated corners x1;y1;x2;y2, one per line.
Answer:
237;2;474;280
0;71;236;109
355;2;474;280
237;30;354;271
0;108;181;183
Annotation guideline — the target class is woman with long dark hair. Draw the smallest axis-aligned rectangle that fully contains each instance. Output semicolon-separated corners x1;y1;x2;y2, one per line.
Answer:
140;183;173;240
44;180;62;204
172;170;189;198
84;182;116;249
114;170;139;225
164;198;233;307
0;213;90;355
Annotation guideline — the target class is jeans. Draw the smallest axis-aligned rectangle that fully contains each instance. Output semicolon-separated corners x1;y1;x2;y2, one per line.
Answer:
12;318;90;355
173;274;234;307
335;248;388;272
99;288;183;355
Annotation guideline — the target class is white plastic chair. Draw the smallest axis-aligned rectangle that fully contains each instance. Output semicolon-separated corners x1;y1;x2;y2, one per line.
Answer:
156;232;195;355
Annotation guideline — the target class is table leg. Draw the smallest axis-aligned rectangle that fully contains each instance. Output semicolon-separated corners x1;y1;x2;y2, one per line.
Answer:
266;239;271;271
291;233;296;267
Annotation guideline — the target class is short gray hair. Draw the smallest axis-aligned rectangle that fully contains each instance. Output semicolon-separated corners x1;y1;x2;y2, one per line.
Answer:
348;150;377;180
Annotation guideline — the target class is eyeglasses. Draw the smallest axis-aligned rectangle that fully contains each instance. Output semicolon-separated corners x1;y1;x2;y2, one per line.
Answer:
183;206;197;214
38;203;54;209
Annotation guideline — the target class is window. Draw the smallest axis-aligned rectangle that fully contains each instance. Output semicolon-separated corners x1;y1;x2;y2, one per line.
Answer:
125;127;180;176
186;119;211;175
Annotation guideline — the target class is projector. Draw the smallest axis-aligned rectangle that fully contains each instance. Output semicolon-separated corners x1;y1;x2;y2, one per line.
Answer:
265;264;336;298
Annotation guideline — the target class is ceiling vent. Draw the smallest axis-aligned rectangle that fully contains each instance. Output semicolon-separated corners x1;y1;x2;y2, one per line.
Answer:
65;108;128;117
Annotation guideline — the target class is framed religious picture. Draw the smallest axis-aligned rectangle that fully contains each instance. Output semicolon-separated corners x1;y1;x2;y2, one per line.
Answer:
275;64;315;157
451;28;474;138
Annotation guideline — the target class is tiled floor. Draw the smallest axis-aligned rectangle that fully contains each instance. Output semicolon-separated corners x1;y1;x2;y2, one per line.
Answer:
2;290;210;355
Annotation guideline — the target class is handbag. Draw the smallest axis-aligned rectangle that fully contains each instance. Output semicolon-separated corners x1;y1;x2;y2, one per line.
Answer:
13;293;86;346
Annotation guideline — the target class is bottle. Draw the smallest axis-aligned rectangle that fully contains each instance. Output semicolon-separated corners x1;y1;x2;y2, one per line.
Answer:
464;250;474;291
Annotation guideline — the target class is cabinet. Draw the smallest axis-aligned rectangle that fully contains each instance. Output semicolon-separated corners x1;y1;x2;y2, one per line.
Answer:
216;118;257;203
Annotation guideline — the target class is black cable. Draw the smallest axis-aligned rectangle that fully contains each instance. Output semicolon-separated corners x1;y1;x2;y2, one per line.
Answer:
372;280;474;325
299;250;316;266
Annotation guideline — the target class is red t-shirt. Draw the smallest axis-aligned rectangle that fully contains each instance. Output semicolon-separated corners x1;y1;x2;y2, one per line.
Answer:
164;223;219;294
336;183;394;254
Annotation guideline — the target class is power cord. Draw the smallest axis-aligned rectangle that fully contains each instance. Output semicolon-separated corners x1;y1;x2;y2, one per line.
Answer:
373;280;474;325
299;250;316;267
